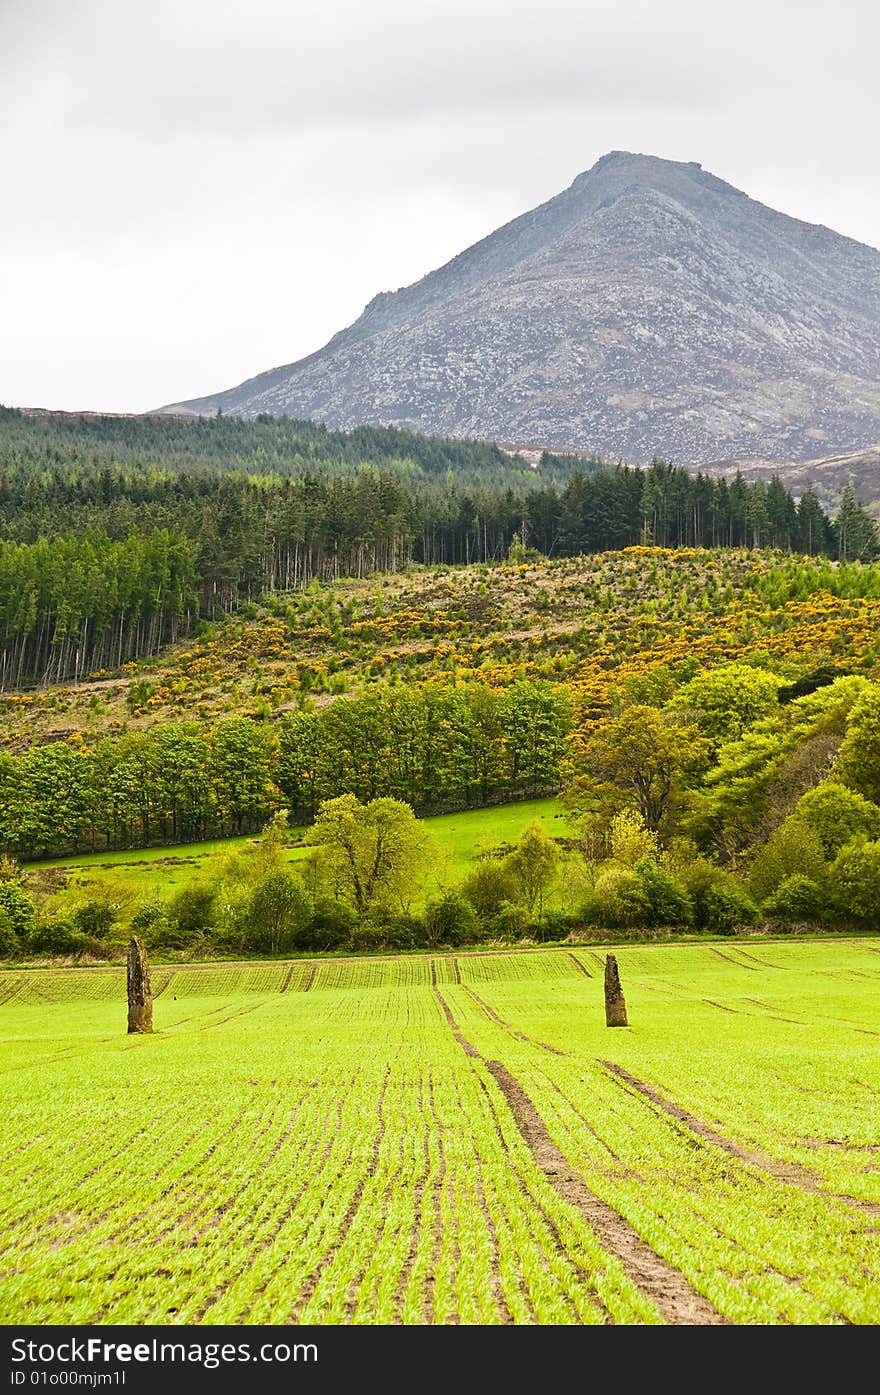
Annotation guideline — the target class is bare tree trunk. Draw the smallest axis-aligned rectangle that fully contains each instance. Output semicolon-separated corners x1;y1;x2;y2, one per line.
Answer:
127;935;153;1034
604;953;628;1027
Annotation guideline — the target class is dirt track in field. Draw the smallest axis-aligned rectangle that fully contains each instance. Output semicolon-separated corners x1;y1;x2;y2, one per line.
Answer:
435;988;729;1325
602;1061;880;1217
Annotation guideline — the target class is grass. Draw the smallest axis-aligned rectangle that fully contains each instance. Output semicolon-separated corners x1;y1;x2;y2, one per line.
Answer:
1;939;878;1324
24;797;573;902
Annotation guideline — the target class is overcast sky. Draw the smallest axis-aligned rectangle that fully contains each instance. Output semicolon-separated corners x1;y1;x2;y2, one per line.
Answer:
2;0;878;414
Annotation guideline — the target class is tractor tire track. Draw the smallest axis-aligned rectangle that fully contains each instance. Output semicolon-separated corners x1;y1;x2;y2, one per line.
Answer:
601;1061;880;1217
567;952;594;978
435;989;727;1325
460;984;566;1056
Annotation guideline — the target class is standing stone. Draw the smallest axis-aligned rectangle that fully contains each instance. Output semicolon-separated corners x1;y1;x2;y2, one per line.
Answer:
604;953;628;1027
127;935;153;1034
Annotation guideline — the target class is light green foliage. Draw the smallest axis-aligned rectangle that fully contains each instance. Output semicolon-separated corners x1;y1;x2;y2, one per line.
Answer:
633;858;693;926
3;942;879;1324
677;858;756;933
487;900;530;939
422;890;479;947
749;817;828;902
590;866;650;928
167;881;218;946
241;870;313;954
837;686;880;805
305;794;438;915
129;901;177;951
209;717;279;832
794;782;880;858
574;705;711;831
503;819;560;914
761;875;828;922
0;908;18;957
830;839;880;924
667;663;783;745
0;881;36;950
608;809;659;867
459;859;518;918
71;898;117;940
691;676;869;853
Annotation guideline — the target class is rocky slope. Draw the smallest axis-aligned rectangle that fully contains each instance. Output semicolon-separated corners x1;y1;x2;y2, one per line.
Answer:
161;151;880;465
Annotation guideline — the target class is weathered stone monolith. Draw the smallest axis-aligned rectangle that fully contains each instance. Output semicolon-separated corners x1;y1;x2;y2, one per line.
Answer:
127;935;153;1034
604;952;628;1027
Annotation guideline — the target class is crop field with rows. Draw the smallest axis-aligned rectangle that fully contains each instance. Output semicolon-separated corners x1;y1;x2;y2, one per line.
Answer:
1;940;879;1325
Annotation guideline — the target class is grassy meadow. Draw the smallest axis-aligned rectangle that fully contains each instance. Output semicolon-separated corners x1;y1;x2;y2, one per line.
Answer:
24;797;573;909
1;939;878;1325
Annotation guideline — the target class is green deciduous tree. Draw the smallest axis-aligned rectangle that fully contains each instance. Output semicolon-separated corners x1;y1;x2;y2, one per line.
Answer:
503;819;560;915
794;781;880;858
423;890;479;947
0;881;38;951
837;686;880;805
667;663;782;746
242;870;313;954
460;859;518;918
305;794;437;915
830;839;880;924
748;817;827;902
572;705;710;832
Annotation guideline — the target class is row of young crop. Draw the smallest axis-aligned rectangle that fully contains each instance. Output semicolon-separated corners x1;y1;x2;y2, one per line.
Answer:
1;987;655;1324
437;962;880;1324
3;948;878;1323
443;982;880;1316
0;949;597;1006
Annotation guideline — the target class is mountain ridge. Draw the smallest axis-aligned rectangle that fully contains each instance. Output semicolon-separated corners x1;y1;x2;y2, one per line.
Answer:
159;151;880;465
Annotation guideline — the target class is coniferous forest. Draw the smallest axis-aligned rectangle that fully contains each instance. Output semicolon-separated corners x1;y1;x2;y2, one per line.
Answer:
1;406;873;688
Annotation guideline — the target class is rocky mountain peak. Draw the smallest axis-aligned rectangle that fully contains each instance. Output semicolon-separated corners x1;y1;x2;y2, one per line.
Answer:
159;153;880;466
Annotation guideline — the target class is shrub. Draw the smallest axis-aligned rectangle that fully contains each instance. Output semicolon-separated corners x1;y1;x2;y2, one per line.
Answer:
608;810;659;867
761;874;828;922
71;898;117;939
748;817;827;902
366;911;424;951
241;870;313;954
700;881;756;935
590;866;650;928
306;899;357;951
830;839;880;925
0;882;37;947
503;821;560;914
634;858;693;926
0;907;20;958
131;902;187;950
534;909;576;942
487;900;530;941
679;858;756;934
460;860;518;917
168;883;218;942
27;916;85;956
348;920;391;953
423;891;479;947
795;782;880;858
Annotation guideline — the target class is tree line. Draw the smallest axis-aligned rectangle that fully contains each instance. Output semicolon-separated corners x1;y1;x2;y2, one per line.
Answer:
0;680;571;857
0;530;197;686
1;406;875;687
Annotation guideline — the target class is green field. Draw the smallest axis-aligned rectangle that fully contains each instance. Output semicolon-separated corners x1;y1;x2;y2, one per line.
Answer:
26;797;572;902
2;939;879;1324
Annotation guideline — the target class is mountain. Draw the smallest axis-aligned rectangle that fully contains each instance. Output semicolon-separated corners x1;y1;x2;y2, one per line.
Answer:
159;151;880;465
704;446;880;514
